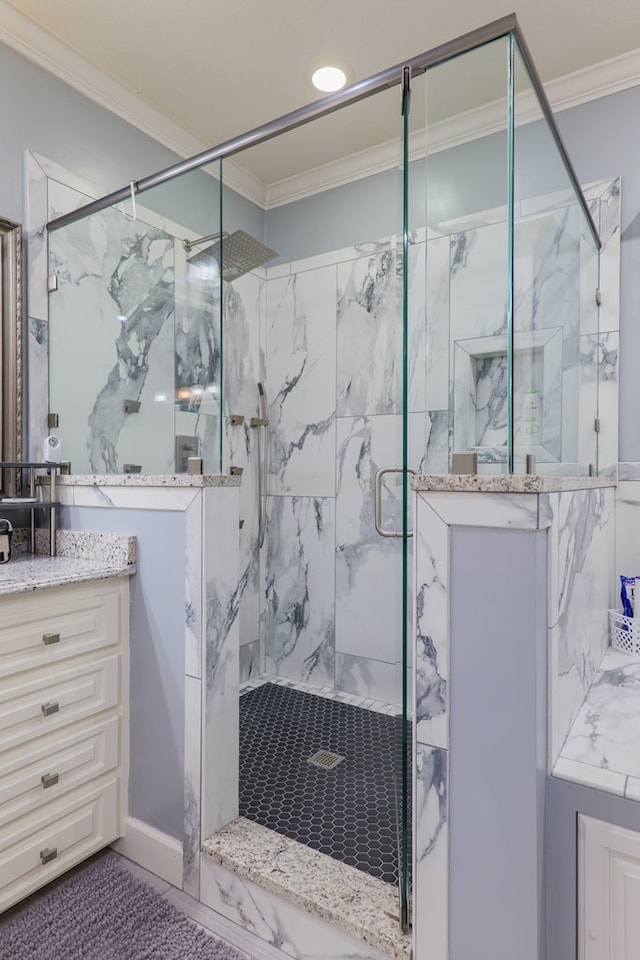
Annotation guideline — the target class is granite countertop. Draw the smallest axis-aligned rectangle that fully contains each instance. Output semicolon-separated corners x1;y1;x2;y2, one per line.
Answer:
413;474;617;494
50;474;240;487
0;555;135;595
202;817;411;960
0;529;136;595
554;647;640;801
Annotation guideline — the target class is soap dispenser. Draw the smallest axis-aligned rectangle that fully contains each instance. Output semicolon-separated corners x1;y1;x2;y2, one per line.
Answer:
0;519;13;563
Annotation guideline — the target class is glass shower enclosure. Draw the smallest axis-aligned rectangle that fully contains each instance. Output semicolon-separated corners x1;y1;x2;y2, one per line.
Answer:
46;15;601;933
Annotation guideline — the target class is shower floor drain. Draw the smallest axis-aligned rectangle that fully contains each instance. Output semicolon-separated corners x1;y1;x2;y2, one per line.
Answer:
307;749;344;770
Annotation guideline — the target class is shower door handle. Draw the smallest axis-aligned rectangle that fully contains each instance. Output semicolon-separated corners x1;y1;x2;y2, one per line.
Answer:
374;467;417;538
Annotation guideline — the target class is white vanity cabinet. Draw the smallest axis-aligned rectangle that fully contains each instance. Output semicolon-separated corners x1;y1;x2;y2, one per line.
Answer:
0;577;129;912
579;815;640;960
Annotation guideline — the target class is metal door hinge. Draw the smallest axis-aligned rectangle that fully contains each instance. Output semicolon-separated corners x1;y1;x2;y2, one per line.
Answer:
594;418;601;433
47;413;59;429
401;65;412;116
595;288;602;306
47;275;58;292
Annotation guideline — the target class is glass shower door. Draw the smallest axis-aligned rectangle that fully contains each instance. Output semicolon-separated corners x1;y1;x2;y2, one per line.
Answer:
219;80;415;931
48;166;223;476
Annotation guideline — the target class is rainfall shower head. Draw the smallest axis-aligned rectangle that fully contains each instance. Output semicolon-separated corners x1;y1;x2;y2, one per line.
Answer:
183;229;278;282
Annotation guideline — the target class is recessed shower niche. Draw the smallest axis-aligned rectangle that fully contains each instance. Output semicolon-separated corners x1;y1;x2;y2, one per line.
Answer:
453;327;562;465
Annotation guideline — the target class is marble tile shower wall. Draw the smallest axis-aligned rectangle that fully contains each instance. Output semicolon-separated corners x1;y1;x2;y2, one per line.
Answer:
547;485;616;764
223;273;264;684
29;153;224;477
424;177;620;478
255;180;619;704
262;241;427;706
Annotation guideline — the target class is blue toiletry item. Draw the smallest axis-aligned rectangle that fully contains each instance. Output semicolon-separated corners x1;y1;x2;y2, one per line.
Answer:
621;575;635;618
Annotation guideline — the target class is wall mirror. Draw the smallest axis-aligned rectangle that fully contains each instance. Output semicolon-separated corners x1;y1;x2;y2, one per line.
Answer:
0;217;23;495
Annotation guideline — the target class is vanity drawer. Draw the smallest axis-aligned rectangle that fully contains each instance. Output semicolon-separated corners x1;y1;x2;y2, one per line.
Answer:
0;777;119;914
0;584;121;680
0;716;119;827
0;655;119;753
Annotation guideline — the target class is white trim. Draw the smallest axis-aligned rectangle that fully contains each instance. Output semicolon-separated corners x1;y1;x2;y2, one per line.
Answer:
112;816;184;888
1;0;640;208
549;45;640;113
265;49;640;208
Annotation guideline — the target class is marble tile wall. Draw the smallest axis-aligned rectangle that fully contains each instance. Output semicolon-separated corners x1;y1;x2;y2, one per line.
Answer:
263;242;422;706
27;152;224;477
424;177;620;477
547;485;616;764
224;271;264;683
199;857;393;960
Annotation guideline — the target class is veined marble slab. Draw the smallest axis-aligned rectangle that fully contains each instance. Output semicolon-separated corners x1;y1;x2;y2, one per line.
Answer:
202;817;410;960
558;648;640;784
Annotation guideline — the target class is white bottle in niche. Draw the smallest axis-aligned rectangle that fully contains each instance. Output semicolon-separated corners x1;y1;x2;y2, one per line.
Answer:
522;390;541;437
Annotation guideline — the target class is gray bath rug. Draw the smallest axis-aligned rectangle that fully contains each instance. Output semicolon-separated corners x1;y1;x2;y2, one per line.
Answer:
0;856;246;959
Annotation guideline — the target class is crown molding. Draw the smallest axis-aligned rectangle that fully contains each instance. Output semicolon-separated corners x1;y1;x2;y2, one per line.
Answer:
1;0;639;211
0;0;266;208
265;46;640;208
547;44;640;112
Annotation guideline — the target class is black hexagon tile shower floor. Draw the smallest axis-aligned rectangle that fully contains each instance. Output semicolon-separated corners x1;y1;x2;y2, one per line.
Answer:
239;682;410;885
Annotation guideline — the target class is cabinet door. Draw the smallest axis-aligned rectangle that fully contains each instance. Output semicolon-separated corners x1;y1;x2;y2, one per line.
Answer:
579;814;640;959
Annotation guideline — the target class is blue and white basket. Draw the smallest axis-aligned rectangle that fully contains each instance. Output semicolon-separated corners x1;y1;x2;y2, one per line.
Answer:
609;609;640;656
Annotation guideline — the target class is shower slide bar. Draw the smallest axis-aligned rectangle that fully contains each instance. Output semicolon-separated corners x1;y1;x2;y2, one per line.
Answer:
252;381;269;549
46;14;600;249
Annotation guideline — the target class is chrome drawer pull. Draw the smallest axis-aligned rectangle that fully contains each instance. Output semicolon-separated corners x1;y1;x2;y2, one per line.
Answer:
40;847;58;865
42;632;61;645
41;772;59;789
41;701;60;717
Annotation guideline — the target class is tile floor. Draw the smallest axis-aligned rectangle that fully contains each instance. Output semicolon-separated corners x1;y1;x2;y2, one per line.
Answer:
240;681;409;885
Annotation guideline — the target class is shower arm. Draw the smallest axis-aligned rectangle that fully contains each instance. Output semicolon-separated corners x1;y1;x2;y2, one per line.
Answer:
182;231;229;253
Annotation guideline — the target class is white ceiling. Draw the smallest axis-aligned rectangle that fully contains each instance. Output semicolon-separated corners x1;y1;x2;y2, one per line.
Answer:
3;0;640;196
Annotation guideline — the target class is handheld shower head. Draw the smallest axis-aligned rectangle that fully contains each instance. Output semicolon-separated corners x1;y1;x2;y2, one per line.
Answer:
257;381;268;422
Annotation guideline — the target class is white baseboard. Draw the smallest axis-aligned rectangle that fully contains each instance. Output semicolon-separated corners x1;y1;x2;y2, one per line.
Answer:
112;816;183;889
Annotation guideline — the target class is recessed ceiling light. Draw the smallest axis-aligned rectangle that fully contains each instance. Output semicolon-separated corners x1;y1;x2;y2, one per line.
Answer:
311;65;348;92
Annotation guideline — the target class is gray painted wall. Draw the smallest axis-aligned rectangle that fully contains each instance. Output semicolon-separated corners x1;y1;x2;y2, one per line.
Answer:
0;39;263;240
449;526;547;960
60;505;186;840
556;89;640;462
